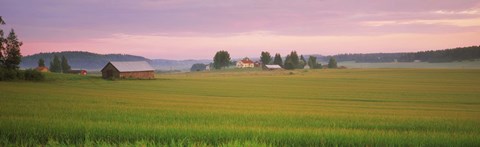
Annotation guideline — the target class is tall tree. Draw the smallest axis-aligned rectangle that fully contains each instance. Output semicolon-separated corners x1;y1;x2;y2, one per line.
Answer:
50;55;62;73
0;16;5;68
273;53;283;67
328;57;338;68
284;55;295;70
213;50;231;69
298;55;306;69
290;51;299;68
0;16;5;25
38;58;45;67
61;56;71;72
307;56;317;69
3;29;22;70
260;51;272;65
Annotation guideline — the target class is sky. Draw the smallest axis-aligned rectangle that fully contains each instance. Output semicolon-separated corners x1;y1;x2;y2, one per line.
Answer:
1;0;480;60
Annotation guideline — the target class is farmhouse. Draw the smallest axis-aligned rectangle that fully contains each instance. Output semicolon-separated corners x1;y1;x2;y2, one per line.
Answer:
36;66;49;72
101;61;155;79
236;58;255;68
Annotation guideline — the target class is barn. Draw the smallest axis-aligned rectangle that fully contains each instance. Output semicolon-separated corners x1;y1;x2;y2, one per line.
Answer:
101;61;155;79
264;65;283;70
68;70;87;76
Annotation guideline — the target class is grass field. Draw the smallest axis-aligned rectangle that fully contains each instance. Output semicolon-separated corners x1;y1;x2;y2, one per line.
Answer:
1;69;480;146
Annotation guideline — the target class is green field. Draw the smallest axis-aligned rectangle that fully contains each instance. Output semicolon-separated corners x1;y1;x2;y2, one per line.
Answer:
1;69;480;146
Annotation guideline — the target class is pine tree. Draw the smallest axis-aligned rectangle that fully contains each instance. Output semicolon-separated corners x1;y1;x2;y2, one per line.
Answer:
50;55;62;73
0;16;5;25
290;51;299;68
284;55;295;70
0;23;4;68
328;57;338;68
308;56;317;69
298;55;306;69
4;29;22;70
273;53;283;67
61;56;71;73
260;51;272;65
38;58;45;67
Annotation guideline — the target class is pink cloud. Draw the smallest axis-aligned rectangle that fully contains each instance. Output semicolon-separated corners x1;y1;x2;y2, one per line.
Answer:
2;0;479;59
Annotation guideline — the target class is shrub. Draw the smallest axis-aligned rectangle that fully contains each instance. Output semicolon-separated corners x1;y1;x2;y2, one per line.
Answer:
0;69;18;81
0;68;44;81
24;69;45;81
16;70;25;80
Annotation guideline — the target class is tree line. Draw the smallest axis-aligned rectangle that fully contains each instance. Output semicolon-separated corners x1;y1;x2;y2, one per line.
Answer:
0;16;43;81
326;46;480;63
212;50;337;70
41;55;71;73
397;46;480;62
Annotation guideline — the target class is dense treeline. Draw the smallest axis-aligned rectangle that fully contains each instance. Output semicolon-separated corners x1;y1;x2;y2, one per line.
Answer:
321;46;480;63
398;46;480;62
326;53;403;63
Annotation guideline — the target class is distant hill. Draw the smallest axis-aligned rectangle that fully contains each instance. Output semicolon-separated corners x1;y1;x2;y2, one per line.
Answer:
150;59;211;71
20;51;211;71
21;46;480;71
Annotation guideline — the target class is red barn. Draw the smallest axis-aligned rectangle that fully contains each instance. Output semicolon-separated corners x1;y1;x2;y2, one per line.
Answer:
68;70;87;75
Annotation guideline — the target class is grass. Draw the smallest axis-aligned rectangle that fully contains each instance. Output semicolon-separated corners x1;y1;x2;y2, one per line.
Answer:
1;69;479;146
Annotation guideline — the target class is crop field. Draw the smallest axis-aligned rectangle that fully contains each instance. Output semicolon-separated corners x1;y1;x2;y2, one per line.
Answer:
1;69;480;146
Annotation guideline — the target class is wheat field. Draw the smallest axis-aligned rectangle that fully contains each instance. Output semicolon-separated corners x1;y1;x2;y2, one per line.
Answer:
0;69;479;146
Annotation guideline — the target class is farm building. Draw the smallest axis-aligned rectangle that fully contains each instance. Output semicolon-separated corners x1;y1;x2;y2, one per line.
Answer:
68;70;87;75
264;65;283;70
101;61;155;79
36;66;49;72
236;58;255;68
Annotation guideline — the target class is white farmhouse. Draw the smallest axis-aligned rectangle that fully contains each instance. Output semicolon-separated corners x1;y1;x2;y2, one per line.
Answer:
236;58;255;68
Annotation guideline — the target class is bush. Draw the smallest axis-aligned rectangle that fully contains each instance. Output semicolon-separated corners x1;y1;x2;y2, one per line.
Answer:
24;69;45;81
0;69;18;81
0;68;44;81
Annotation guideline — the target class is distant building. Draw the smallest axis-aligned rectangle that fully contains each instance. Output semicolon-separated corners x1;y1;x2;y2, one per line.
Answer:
304;64;310;69
254;61;262;67
36;66;49;72
264;65;283;70
190;63;207;72
205;64;211;71
236;58;255;68
68;70;87;75
101;61;155;79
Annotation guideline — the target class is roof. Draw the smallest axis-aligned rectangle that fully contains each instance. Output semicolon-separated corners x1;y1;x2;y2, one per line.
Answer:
265;65;282;69
36;66;48;70
106;61;155;72
239;58;254;64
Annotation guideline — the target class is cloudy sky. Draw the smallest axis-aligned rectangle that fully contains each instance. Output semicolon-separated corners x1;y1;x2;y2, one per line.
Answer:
1;0;480;59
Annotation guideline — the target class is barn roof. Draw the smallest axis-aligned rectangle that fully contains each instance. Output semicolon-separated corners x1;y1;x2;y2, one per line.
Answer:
239;58;254;64
107;61;155;72
265;65;282;69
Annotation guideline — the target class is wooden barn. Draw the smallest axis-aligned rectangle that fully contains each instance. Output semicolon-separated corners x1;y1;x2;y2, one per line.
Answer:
101;61;155;79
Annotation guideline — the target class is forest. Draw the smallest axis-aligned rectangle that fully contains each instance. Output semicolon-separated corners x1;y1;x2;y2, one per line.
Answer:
323;46;480;63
